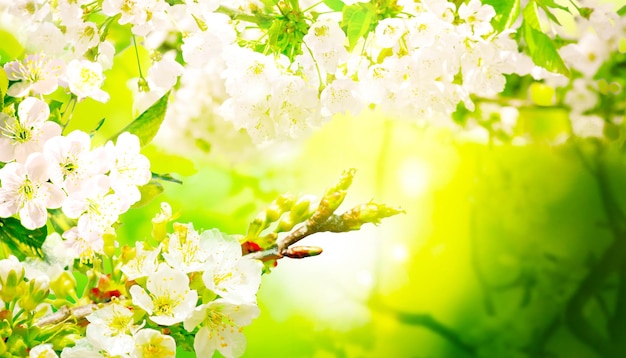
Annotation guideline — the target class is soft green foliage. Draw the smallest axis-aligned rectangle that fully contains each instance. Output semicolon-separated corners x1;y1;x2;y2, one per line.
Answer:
521;1;570;76
112;91;170;147
483;0;520;33
0;218;46;259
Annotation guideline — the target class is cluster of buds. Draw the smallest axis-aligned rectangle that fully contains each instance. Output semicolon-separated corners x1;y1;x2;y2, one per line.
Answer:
242;169;404;268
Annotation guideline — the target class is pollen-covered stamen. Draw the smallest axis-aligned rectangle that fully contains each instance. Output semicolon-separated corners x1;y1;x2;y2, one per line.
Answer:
1;118;34;144
18;178;36;202
151;293;181;317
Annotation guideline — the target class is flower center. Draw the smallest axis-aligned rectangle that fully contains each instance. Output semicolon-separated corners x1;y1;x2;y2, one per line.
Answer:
19;179;36;201
152;294;178;317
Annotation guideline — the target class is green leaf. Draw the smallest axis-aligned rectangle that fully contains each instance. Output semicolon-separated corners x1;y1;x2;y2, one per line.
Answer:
324;0;344;11
0;30;23;65
132;179;164;208
618;4;626;16
522;1;542;31
0;218;47;259
111;91;170;147
483;0;520;33
521;20;570;76
0;67;7;109
344;5;373;50
536;0;569;12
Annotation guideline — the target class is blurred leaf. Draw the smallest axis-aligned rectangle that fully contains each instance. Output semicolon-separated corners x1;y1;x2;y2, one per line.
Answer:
536;0;569;12
529;82;555;106
0;30;23;65
133;180;164;208
324;0;344;11
521;3;569;76
151;172;183;185
343;4;373;50
0;67;7;109
111;91;170;147
0;218;47;259
483;0;520;32
142;145;197;176
618;4;626;16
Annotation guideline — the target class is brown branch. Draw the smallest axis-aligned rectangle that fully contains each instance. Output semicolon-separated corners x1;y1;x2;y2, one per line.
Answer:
35;303;98;327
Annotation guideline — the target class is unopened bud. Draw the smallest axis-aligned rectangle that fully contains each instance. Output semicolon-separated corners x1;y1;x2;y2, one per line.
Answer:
282;246;323;259
18;277;50;311
50;271;77;299
247;213;267;238
103;228;117;257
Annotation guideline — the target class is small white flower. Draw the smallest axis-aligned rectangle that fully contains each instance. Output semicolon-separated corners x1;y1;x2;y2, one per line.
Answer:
66;22;101;56
44;130;109;194
62;175;124;235
458;0;495;36
162;223;211;273
201;229;262;303
61;226;104;261
86;302;137;356
375;18;406;48
106;132;151;209
132;328;176;358
184;298;260;358
0;153;65;229
130;264;198;325
148;57;183;91
60;338;105;357
63;59;109;102
121;241;160;280
29;343;58;358
320;78;364;117
3;54;65;97
0;97;61;163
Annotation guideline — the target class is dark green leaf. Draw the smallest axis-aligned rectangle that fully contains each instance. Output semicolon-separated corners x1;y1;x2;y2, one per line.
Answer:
483;0;520;32
324;0;344;11
111;91;170;147
521;21;570;76
151;172;183;184
0;217;47;259
132;180;164;208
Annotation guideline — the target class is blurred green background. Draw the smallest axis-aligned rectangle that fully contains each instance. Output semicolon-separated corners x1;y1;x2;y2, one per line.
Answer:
120;107;626;358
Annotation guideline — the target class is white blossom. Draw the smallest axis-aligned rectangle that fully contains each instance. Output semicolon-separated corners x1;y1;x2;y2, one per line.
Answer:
0;153;65;229
130;264;198;325
86;303;137;356
132;329;176;358
201;229;262;303
184;298;260;358
62;59;109;102
0;97;61;163
3;54;64;97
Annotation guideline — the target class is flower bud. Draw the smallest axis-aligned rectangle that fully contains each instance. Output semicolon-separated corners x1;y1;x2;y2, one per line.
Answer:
18;277;50;311
50;271;77;300
283;246;323;259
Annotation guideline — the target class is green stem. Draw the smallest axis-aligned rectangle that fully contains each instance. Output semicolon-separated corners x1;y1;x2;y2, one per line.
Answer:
215;5;274;25
132;35;145;80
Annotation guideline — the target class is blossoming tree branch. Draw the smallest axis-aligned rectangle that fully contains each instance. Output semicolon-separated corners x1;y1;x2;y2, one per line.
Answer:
0;0;624;356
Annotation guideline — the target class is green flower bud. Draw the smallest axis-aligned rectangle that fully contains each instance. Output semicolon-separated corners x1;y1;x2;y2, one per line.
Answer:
49;271;77;300
18;277;50;311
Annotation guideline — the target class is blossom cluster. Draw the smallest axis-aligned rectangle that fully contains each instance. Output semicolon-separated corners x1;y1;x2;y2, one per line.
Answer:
0;211;263;358
0;97;150;260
